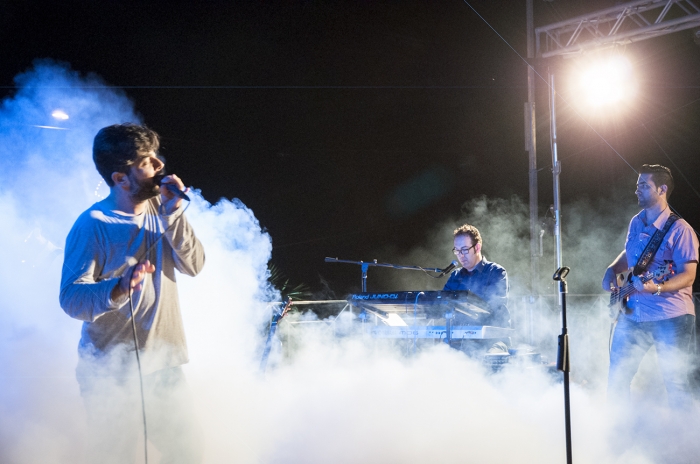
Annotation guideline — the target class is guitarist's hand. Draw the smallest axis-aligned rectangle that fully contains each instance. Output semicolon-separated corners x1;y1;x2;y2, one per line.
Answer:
603;250;628;292
602;267;619;292
631;276;655;293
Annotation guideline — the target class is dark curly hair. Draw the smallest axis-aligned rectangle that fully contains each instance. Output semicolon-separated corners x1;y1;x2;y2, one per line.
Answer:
453;223;482;246
93;123;160;186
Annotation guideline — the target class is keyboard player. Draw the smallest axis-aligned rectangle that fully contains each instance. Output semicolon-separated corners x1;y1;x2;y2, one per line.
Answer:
443;224;511;354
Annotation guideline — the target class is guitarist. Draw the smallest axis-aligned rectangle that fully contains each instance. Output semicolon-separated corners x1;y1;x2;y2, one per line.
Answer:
602;164;698;409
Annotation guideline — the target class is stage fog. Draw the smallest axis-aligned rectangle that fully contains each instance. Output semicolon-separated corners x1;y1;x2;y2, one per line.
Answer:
0;61;697;464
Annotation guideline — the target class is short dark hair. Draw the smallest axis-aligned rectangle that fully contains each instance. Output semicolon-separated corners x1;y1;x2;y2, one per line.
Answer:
93;123;160;186
639;164;674;199
453;224;482;246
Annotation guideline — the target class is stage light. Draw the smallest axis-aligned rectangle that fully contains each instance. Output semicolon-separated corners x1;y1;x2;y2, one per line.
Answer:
51;109;69;120
578;56;635;108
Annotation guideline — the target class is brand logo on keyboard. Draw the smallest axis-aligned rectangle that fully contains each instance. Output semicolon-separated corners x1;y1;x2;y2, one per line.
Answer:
351;293;399;300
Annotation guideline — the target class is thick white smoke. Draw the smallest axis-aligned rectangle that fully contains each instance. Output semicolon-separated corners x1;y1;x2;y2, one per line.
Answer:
0;61;697;464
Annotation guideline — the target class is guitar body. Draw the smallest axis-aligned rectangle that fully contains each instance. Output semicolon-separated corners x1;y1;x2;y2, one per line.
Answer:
612;269;635;315
608;263;673;318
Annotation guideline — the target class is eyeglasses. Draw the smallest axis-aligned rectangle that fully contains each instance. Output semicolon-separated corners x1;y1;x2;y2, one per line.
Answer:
452;244;476;256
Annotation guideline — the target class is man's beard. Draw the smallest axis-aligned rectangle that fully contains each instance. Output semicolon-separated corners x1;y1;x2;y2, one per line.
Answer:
128;174;160;203
637;195;656;209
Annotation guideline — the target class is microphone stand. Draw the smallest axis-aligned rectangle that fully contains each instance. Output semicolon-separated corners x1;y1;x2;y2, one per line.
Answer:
325;257;452;330
324;257;447;292
553;266;573;464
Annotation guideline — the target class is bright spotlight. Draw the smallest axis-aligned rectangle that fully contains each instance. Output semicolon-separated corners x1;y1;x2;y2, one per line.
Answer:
578;56;635;108
51;109;69;120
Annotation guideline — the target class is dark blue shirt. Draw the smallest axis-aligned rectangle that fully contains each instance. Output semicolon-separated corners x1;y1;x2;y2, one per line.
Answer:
443;257;510;327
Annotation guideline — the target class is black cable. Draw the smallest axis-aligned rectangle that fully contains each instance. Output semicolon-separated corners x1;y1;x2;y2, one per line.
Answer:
413;292;425;354
133;201;191;271
124;198;191;464
127;267;149;464
421;268;450;279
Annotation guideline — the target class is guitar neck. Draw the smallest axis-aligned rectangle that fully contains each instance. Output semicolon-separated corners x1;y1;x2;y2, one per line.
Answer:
613;271;658;304
621;272;654;292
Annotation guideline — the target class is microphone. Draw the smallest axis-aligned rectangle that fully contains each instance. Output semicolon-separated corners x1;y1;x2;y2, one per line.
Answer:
153;174;190;201
439;261;459;277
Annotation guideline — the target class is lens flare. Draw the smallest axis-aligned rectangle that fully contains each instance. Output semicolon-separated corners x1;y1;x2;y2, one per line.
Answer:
579;56;636;108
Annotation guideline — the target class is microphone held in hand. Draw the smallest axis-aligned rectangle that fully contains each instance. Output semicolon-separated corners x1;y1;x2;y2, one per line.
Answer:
439;260;459;277
153;174;190;201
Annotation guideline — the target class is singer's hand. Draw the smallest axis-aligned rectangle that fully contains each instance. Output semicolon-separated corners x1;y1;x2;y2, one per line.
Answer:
159;174;186;213
112;260;156;301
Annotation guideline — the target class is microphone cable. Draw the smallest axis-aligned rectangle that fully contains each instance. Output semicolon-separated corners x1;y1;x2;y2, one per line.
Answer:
125;196;191;464
413;263;460;279
412;292;425;354
127;266;149;464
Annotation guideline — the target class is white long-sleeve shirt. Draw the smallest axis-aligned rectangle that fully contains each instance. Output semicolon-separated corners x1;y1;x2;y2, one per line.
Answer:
60;197;205;373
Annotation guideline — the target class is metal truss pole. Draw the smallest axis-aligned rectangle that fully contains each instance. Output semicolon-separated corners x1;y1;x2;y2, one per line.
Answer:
536;0;700;59
525;0;539;345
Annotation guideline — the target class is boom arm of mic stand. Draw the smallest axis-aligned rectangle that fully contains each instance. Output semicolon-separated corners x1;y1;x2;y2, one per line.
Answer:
325;257;445;292
324;257;443;273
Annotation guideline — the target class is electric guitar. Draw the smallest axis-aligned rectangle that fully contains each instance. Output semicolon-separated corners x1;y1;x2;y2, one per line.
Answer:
259;297;293;373
608;262;674;317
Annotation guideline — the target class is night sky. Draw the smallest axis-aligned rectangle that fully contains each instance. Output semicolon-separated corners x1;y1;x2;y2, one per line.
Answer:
3;0;700;295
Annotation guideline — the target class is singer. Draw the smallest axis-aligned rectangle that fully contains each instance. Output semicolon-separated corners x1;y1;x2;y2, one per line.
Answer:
443;224;511;352
59;123;205;463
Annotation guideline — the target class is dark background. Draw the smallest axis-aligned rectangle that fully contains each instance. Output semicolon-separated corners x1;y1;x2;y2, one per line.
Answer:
3;0;700;296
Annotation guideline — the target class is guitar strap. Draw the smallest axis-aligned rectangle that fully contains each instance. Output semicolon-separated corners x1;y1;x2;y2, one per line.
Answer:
609;212;680;350
632;212;679;276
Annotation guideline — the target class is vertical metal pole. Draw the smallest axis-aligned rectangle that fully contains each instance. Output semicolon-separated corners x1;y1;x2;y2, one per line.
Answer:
526;0;539;345
550;73;563;273
361;262;369;292
551;70;571;462
554;268;573;464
